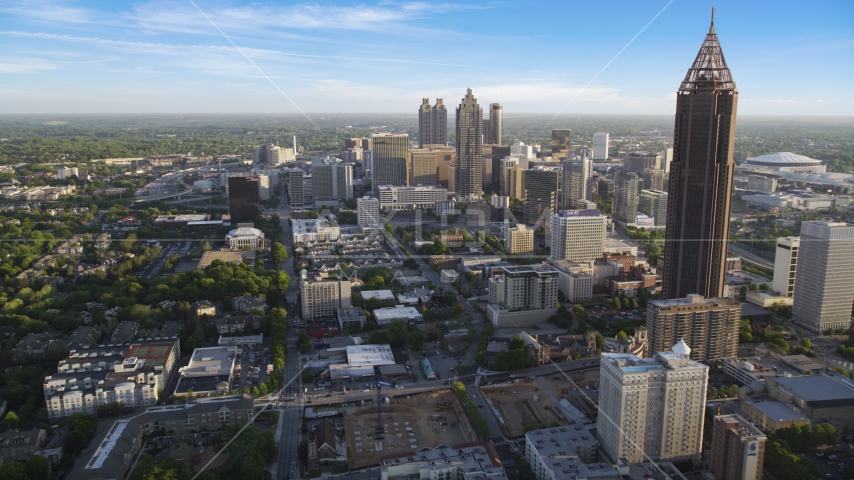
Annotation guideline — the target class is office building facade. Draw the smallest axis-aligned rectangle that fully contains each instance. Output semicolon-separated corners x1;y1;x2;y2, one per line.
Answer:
638;189;669;227
792;222;854;333
772;236;799;298
614;172;638;223
455;88;483;201
710;414;766;480
417;99;447;147
592;132;610;161
227;176;261;223
622;152;660;172
524;167;559;225
489;103;503;146
662;17;738;300
643;168;665;191
287;169;305;207
312;162;353;200
550;210;607;263
551;129;572;156
408;150;438;186
372;133;409;193
598;343;708;463
377;185;448;211
646;294;741;362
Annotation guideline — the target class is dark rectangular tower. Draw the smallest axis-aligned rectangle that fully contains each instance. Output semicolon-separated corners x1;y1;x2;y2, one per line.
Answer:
228;176;261;223
418;98;447;147
455;88;483;201
662;12;738;299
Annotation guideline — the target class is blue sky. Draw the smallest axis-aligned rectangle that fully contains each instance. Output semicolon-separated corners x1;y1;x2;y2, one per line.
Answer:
1;0;852;114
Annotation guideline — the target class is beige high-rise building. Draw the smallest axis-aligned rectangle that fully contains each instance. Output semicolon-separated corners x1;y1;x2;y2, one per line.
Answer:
710;414;766;480
409;149;438;186
312;160;353;200
372;133;409;193
504;163;526;200
422;144;455;190
792;222;854;333
561;157;591;209
772;236;799;298
549;210;607;263
418;99;447;147
506;224;534;255
646;294;741;362
598;341;708;464
300;274;351;320
614;171;638;223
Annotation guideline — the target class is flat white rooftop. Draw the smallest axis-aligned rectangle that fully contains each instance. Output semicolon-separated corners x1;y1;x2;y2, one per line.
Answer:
181;347;235;376
346;344;395;367
360;290;396;301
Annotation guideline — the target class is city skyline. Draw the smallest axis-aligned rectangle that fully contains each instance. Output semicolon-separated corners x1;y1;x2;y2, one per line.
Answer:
1;1;852;114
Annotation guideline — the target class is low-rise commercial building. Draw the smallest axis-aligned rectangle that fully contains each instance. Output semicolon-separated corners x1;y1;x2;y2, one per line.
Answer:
765;373;854;428
373;306;424;326
377;185;448;211
0;429;46;463
175;347;236;397
225;227;265;250
292;216;340;243
378;442;504;480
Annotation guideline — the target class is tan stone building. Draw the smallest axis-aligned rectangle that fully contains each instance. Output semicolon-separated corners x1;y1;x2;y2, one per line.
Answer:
506;224;534;255
646;295;741;363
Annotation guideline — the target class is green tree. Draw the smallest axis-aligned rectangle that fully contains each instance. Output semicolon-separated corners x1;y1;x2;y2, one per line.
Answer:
271;242;288;266
615;331;628;340
611;297;622;310
800;337;811;349
1;411;20;430
25;455;51;480
0;462;26;480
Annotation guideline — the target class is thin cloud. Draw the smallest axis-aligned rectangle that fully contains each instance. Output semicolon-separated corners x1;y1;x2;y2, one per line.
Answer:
0;57;60;73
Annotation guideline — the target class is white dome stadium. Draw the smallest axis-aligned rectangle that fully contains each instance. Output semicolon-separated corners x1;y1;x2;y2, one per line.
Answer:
745;152;822;168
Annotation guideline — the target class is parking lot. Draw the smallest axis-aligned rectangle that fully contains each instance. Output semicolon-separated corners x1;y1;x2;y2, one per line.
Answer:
138;240;193;279
809;448;854;479
419;341;462;383
235;343;272;393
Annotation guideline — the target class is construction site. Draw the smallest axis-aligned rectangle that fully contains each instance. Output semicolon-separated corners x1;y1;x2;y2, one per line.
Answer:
342;390;475;469
481;371;600;438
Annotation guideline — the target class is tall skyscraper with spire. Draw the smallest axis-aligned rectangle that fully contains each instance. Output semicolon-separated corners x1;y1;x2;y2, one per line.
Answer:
418;98;447;147
662;10;738;299
455;88;483;201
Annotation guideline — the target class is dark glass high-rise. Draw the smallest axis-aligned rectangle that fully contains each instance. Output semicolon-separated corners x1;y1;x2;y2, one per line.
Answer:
662;11;738;299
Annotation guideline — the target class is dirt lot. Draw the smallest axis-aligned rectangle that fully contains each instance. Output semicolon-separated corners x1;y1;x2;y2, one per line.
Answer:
343;390;472;469
483;372;601;438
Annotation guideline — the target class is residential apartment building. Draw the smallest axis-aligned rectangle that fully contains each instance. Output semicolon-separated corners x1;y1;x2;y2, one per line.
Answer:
44;339;181;422
0;429;46;463
646;294;741;362
550;210;607;263
67;395;253;480
372;133;409;192
300;274;352;320
377;185;448;211
292;217;340;243
772;236;799;298
561;157;591;209
792;222;854;333
598;342;708;463
356;196;380;226
488;264;558;311
614;171;638;223
506;224;534;255
710;414;766;480
525;426;617;480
